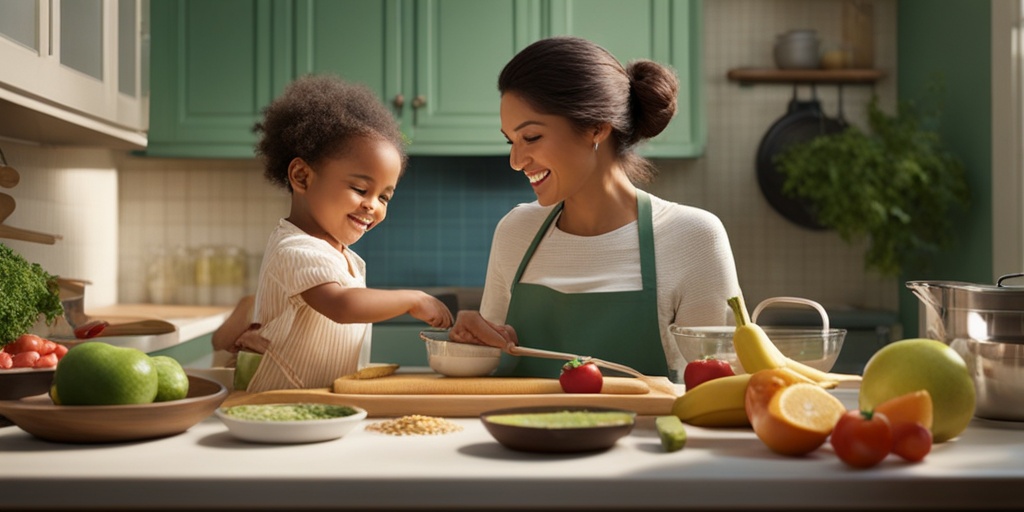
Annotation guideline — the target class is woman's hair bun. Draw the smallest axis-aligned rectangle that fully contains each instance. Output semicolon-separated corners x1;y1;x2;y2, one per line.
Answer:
626;59;679;142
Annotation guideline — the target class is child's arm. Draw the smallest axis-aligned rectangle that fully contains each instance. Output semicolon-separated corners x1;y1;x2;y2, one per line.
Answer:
301;283;454;328
211;295;256;353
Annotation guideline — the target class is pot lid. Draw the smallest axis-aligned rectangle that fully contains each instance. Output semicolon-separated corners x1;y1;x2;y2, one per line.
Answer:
906;273;1024;311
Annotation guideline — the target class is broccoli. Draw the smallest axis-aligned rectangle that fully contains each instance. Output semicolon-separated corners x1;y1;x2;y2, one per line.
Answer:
0;242;63;346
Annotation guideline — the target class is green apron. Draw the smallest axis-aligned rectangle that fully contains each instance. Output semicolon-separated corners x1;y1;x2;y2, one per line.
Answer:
501;189;668;378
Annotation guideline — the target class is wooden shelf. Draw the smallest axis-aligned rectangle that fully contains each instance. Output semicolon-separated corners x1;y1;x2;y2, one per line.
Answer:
727;68;885;85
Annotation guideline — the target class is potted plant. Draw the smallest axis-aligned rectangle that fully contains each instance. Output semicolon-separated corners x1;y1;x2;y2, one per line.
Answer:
774;92;970;277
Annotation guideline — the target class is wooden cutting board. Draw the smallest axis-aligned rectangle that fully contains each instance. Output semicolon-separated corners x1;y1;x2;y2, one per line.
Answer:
222;374;679;417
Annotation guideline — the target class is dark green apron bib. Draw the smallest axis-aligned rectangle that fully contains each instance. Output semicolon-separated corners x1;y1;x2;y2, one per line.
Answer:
501;189;668;377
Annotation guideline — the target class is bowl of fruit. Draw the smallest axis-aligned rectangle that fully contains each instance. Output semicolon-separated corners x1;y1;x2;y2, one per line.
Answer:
669;297;846;377
0;334;69;401
0;342;228;443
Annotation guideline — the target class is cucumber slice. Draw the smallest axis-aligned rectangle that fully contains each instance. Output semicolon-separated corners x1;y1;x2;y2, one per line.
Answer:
656;415;688;452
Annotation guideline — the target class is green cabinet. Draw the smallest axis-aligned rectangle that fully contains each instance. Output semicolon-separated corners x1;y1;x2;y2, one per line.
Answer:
146;0;702;158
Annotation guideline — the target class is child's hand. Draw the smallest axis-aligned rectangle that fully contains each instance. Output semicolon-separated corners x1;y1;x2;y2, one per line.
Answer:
409;292;454;328
449;311;518;351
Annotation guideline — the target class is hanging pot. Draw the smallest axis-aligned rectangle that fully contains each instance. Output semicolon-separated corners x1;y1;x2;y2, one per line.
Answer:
755;85;847;230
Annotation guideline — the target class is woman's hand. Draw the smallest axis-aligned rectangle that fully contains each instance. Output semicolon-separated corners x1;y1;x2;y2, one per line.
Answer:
408;292;454;328
449;310;518;351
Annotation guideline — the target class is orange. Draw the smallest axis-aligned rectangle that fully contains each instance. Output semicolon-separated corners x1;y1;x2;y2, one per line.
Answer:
874;389;933;431
745;367;845;456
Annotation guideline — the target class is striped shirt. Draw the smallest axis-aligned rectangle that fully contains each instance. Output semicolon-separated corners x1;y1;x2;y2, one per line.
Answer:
247;219;371;392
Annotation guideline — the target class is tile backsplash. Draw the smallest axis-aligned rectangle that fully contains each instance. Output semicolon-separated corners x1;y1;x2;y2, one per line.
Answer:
4;0;900;315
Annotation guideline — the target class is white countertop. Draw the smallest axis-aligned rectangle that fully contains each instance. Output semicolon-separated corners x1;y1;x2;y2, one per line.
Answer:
2;388;1023;510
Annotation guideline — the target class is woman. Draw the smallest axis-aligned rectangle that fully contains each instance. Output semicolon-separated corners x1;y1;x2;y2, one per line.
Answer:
449;36;742;380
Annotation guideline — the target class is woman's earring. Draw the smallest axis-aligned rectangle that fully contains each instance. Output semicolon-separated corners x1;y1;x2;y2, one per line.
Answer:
593;142;599;152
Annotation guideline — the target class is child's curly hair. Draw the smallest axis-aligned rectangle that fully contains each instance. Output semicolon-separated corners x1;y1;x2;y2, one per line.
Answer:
253;74;407;191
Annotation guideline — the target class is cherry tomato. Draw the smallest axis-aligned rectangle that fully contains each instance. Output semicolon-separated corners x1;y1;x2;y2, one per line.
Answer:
683;357;735;391
0;351;12;369
37;339;58;356
52;343;69;359
11;350;41;368
830;410;892;469
5;334;44;355
559;358;603;393
33;352;59;368
891;422;932;462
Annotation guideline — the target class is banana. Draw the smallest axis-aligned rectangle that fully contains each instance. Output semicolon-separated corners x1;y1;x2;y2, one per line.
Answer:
671;373;752;428
728;295;839;390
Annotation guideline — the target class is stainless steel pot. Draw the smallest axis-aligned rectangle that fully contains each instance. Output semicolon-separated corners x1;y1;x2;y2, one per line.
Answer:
907;274;1024;421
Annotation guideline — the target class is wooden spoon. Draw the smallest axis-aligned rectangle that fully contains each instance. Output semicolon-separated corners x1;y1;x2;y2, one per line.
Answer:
0;166;19;189
0;193;13;222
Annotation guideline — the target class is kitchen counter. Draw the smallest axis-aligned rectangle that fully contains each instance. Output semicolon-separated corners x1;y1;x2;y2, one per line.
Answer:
1;388;1023;510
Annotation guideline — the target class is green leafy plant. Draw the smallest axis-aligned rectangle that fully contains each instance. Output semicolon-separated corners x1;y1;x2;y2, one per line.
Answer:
774;94;970;277
0;242;64;345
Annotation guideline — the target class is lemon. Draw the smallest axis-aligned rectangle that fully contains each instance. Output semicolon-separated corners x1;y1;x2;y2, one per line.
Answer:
859;338;975;443
53;342;159;405
151;355;189;402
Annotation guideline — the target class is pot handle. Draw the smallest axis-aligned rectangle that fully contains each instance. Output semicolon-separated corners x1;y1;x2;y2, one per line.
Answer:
996;273;1024;288
751;296;830;332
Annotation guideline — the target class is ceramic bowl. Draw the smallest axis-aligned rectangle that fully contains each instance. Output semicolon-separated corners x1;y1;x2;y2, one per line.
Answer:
423;337;501;377
669;325;846;375
0;375;228;443
480;405;636;453
0;367;56;401
215;403;367;443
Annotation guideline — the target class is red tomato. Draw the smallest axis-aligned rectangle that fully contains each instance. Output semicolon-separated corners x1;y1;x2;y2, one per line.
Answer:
0;351;12;369
559;358;603;393
830;410;893;469
37;339;58;356
11;350;41;368
891;422;932;462
52;343;69;358
33;352;58;368
5;334;44;355
683;357;735;391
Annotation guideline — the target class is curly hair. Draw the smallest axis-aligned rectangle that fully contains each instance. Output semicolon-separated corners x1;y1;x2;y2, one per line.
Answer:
253;74;407;191
498;36;678;184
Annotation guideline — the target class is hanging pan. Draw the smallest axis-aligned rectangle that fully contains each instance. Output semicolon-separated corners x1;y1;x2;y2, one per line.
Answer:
755;84;848;230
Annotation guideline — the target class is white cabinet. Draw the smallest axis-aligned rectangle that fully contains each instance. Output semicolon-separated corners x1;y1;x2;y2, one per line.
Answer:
0;0;148;149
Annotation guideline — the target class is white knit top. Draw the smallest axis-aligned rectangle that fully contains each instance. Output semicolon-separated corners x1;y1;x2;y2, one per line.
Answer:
479;193;743;374
248;219;371;392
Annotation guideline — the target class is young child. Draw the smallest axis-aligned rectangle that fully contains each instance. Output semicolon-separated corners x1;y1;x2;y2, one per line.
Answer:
234;74;453;392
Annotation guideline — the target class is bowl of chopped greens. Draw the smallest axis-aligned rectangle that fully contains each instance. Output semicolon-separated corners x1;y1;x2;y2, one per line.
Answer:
480;405;636;453
215;403;367;444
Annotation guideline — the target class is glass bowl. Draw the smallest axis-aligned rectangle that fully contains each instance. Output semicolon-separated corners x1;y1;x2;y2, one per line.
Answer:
669;297;846;375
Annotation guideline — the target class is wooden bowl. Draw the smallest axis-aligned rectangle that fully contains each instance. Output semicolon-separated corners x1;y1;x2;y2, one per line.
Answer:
0;367;55;400
480;405;636;453
0;375;228;443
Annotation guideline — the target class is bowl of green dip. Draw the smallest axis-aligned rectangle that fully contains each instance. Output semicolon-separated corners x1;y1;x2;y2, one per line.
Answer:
480;406;636;453
215;403;367;444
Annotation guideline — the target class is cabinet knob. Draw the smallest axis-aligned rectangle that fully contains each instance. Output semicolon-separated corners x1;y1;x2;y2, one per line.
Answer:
392;94;405;109
412;95;427;109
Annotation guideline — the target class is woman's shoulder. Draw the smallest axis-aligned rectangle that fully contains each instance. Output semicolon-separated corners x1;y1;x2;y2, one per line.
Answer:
648;193;726;229
494;200;553;234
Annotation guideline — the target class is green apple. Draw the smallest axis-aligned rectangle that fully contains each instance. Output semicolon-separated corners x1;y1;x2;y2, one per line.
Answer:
151;355;189;402
233;350;263;391
859;338;976;443
53;342;159;405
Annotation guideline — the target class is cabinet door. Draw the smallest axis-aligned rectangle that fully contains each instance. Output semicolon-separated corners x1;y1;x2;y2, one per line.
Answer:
147;0;283;158
291;0;404;126
546;0;703;157
405;0;538;154
0;0;147;144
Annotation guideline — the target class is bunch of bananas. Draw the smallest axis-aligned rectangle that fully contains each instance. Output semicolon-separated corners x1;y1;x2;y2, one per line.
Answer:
672;295;847;428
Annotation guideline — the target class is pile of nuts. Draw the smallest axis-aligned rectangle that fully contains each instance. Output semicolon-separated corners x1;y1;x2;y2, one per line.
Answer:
365;415;463;436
